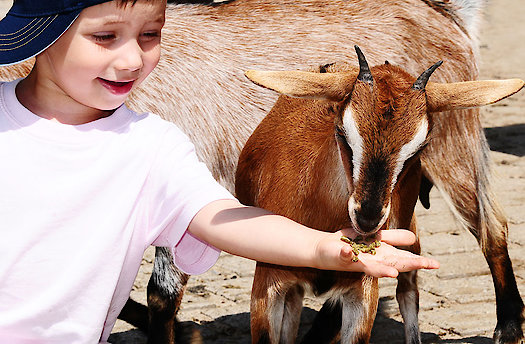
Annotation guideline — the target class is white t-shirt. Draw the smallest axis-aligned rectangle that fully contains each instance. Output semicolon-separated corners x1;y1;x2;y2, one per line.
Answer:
0;79;235;343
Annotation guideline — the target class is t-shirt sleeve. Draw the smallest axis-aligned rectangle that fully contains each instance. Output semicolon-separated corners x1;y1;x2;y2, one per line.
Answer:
144;124;235;275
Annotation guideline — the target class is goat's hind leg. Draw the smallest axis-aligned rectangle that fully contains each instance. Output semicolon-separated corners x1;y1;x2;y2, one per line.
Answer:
422;109;524;344
146;247;190;344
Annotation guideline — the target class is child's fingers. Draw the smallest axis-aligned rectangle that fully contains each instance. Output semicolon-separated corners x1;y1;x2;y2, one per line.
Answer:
401;254;440;270
363;263;399;278
359;245;440;271
335;229;439;274
339;244;353;260
376;229;417;246
382;244;440;270
338;245;399;278
337;228;416;247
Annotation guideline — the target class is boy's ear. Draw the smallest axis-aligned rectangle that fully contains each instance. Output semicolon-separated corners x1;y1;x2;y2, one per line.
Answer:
426;79;525;112
245;70;358;101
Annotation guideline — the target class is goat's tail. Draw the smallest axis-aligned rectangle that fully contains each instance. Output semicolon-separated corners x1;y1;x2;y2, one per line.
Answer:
476;130;509;251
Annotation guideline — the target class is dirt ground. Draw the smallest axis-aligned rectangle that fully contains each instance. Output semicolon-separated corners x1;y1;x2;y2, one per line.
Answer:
1;0;524;343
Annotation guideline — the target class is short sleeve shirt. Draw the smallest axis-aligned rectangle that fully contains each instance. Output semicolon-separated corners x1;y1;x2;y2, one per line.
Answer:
0;79;234;343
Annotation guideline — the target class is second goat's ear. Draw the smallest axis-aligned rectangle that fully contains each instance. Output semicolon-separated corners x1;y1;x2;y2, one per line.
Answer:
245;70;357;101
426;79;525;112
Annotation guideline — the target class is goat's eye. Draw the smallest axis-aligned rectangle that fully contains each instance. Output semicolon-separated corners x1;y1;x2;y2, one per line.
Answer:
335;126;345;139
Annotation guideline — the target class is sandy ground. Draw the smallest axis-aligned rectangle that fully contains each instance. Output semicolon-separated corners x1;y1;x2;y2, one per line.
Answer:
1;0;524;343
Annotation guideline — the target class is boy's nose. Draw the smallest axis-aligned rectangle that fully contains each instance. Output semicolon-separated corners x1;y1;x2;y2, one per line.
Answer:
115;40;144;72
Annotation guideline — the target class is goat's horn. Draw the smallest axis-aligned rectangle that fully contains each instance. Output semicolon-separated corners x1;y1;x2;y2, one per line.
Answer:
354;45;373;85
412;61;443;90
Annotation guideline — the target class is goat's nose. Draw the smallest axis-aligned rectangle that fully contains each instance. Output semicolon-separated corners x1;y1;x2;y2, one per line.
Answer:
355;212;381;233
354;201;382;233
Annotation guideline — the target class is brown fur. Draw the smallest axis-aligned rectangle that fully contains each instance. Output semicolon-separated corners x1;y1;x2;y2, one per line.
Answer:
235;63;429;343
237;61;523;343
236;59;524;343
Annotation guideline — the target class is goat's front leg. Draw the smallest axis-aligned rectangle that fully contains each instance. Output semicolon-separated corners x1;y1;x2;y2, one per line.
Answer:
395;218;422;344
393;222;422;344
397;270;421;344
146;247;190;344
339;275;378;344
391;163;423;344
422;109;524;344
251;263;304;344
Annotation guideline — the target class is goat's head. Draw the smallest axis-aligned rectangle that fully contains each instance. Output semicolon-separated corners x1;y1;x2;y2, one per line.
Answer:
245;46;524;236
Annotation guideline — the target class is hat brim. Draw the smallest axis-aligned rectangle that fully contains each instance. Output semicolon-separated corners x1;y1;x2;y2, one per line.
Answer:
0;10;80;66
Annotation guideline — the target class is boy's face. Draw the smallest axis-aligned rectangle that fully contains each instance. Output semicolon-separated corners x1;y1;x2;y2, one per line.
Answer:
36;0;166;113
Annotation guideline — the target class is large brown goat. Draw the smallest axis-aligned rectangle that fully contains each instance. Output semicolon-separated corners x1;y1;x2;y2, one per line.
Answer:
1;0;523;343
235;47;524;344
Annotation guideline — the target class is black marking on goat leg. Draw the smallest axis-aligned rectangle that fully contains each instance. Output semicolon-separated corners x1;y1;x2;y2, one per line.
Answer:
312;271;337;295
412;61;443;90
118;298;149;333
354;45;373;85
489;248;525;343
300;299;342;344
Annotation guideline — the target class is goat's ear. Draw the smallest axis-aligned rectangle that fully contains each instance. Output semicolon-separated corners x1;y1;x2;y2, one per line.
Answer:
245;70;356;101
426;79;525;112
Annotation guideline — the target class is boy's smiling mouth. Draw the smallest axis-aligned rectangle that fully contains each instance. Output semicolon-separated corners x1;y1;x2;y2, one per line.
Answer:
98;78;135;95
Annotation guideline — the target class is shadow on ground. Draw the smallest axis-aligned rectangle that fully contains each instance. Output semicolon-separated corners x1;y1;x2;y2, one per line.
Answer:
485;124;525;157
109;296;493;343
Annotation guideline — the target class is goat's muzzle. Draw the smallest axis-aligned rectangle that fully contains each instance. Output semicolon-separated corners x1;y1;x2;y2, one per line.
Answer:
349;196;390;235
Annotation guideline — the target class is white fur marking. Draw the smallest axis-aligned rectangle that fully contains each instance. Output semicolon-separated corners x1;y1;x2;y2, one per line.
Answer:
391;120;429;189
341;294;364;342
268;289;285;342
342;106;364;183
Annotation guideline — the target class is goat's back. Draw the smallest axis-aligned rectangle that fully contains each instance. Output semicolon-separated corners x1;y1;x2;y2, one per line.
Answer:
127;0;480;193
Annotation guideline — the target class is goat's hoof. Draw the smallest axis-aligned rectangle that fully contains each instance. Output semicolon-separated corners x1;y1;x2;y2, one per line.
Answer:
493;319;524;344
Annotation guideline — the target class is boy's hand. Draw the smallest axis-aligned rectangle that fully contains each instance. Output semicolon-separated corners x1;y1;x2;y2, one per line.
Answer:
314;229;440;278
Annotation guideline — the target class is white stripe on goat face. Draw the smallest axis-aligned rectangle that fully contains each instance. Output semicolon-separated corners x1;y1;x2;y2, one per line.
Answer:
391;119;428;188
342;106;364;184
342;106;428;189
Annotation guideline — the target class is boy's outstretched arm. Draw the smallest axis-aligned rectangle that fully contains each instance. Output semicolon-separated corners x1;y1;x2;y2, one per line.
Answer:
188;199;439;278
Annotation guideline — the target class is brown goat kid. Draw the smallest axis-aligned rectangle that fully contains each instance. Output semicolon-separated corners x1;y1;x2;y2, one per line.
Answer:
236;47;524;344
1;0;524;343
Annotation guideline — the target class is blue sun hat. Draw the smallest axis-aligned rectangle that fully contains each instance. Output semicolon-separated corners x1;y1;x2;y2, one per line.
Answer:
0;0;113;66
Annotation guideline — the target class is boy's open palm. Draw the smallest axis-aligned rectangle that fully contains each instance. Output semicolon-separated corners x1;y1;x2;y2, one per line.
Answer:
314;229;440;278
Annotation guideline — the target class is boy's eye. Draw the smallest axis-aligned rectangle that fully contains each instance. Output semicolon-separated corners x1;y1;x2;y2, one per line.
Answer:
92;33;116;42
141;31;161;39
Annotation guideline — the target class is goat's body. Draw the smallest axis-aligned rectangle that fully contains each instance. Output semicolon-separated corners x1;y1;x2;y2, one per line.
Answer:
1;0;522;343
236;64;429;342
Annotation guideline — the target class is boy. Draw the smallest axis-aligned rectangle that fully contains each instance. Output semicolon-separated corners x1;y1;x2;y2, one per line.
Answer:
0;0;438;342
